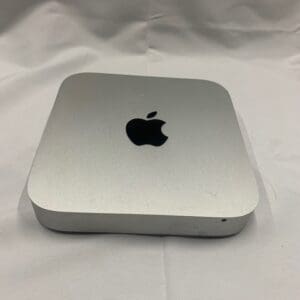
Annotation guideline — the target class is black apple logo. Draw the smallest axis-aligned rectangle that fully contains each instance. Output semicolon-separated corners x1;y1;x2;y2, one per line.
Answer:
126;111;168;146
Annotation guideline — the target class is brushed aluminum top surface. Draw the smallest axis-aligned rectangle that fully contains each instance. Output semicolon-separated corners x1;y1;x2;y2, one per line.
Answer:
28;73;258;218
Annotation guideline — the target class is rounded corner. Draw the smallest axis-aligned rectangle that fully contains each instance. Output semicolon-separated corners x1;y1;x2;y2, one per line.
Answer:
222;192;259;220
60;72;89;87
26;177;38;206
202;80;234;108
27;177;62;215
31;199;65;232
237;201;258;219
205;80;231;95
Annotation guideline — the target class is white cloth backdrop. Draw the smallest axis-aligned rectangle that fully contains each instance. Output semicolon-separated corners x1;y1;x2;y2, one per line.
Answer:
1;1;300;299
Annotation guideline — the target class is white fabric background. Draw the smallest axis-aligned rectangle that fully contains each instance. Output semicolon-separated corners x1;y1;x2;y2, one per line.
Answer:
1;1;300;299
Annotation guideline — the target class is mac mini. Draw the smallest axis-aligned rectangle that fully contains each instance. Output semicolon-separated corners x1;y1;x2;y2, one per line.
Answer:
27;73;258;236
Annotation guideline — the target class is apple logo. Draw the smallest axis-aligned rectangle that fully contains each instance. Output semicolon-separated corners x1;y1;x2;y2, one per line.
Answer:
126;111;168;146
